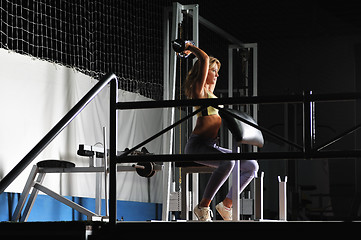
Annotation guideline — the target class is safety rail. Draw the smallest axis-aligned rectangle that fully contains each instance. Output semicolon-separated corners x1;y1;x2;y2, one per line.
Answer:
110;90;361;224
2;71;361;224
0;73;118;194
116;92;361;109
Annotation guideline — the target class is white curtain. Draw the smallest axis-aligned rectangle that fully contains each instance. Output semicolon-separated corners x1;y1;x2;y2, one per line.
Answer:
0;49;164;203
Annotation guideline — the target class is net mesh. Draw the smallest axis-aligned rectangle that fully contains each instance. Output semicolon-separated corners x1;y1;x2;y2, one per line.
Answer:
0;0;165;100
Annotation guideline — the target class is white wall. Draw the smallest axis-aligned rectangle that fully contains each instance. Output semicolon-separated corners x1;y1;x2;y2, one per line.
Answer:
0;49;164;203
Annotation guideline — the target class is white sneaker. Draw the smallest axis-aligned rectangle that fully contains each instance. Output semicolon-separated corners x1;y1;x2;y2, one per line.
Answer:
193;204;213;222
216;202;232;221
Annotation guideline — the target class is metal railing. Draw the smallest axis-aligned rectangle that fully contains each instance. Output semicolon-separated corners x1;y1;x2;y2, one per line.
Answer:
110;90;361;224
2;71;361;224
0;73;118;194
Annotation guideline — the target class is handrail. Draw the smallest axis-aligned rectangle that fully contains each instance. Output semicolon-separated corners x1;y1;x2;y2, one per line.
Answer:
116;151;361;163
116;92;361;110
0;73;118;194
104;85;361;223
110;90;361;223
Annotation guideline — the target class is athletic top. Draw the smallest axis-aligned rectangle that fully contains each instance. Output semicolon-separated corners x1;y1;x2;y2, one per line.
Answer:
194;89;220;117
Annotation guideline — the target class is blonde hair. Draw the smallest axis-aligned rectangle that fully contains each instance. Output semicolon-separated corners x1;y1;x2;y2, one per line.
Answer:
184;56;221;98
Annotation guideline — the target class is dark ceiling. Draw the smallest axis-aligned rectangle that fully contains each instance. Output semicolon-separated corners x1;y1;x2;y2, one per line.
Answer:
191;1;361;42
173;1;361;94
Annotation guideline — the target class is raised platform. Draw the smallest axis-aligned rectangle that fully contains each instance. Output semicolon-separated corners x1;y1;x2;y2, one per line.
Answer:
0;221;86;239
0;220;358;239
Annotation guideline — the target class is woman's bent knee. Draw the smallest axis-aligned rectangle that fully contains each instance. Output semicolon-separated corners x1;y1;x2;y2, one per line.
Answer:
241;160;259;173
220;160;235;172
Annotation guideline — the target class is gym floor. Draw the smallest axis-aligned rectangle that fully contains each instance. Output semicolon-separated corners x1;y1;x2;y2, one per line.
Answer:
0;220;357;239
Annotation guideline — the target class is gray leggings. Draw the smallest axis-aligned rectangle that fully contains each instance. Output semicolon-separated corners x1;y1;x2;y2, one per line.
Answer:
184;134;259;200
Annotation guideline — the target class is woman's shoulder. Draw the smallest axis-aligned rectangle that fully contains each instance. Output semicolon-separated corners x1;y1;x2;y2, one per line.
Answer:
192;88;207;99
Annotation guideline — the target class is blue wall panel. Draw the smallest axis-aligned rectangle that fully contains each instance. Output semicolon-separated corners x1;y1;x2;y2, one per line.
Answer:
0;192;162;222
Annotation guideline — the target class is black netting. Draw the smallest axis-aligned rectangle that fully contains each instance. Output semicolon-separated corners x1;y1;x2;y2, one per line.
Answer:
0;0;166;100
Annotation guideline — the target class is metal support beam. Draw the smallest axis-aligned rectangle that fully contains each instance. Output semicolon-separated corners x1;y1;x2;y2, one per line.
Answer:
254;172;264;220
163;3;201;221
109;78;118;224
116;92;361;110
20;173;46;222
278;176;288;221
231;142;240;221
11;165;38;221
117;151;361;163
34;183;98;220
303;91;313;156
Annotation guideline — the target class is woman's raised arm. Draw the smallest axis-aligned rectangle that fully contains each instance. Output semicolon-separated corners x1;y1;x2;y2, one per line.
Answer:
185;43;209;98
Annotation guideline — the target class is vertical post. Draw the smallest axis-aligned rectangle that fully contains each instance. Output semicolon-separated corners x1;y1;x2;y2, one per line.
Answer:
252;44;258;153
228;46;234;148
190;4;199;220
310;91;316;148
303;91;313;157
254;171;264;220
278;176;288;221
162;3;200;221
181;172;189;220
161;5;171;222
161;2;180;221
103;127;109;216
192;4;199;46
163;7;170;104
231;140;240;221
95;155;101;215
109;79;118;224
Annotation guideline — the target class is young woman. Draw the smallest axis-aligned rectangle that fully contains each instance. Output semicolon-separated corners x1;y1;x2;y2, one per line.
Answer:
183;42;259;221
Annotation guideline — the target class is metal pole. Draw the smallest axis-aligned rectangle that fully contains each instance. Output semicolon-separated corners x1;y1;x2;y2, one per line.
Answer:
278;176;288;221
254;171;264;220
191;4;200;220
231;140;240;221
117;151;361;163
228;46;234;149
103;127;109;216
303;91;313;157
118;107;205;160
160;2;180;221
317;123;361;151
116;92;361;110
109;78;118;224
162;5;171;222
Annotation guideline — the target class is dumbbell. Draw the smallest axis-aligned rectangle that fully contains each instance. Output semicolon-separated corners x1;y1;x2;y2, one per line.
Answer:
171;38;195;58
132;162;156;178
